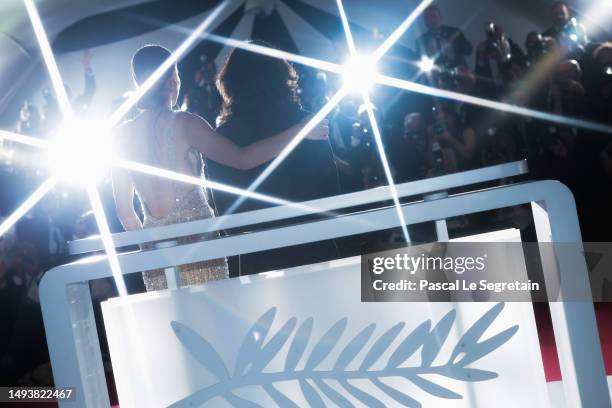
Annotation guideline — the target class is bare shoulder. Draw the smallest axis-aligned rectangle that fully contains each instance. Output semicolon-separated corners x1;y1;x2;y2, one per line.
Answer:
173;111;213;141
174;110;211;128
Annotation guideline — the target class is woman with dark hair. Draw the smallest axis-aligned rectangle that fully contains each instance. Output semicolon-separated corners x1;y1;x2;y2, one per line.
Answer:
207;42;340;277
215;41;300;125
112;45;328;291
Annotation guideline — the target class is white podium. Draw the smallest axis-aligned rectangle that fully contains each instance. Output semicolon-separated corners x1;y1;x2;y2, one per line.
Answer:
102;259;549;407
39;161;610;407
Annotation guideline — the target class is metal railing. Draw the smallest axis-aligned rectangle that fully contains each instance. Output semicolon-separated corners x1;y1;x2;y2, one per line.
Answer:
38;160;609;407
68;160;528;255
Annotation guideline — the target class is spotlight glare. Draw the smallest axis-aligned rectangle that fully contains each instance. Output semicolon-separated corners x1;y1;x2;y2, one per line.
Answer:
113;158;297;208
335;0;357;55
0;130;49;149
343;55;378;93
372;0;435;61
0;177;56;238
24;0;73;119
86;185;128;298
418;56;435;73
108;1;230;127
376;73;612;134
362;93;411;244
47;119;114;185
206;34;344;75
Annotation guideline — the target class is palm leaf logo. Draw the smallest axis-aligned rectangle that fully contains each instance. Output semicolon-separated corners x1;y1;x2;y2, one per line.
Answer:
169;303;517;407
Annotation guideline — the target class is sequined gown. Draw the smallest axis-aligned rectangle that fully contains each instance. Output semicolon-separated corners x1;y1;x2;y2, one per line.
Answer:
137;111;229;291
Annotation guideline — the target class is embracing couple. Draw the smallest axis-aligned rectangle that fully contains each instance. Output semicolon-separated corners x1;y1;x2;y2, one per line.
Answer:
112;43;340;291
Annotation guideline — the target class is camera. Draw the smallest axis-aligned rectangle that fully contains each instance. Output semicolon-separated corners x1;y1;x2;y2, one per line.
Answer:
431;141;445;176
485;22;511;63
353;122;373;148
434;67;460;91
434;124;445;135
485;23;499;51
530;34;549;59
559;17;587;54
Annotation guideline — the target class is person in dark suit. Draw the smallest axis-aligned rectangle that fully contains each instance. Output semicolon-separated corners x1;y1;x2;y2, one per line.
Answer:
542;1;572;44
206;42;340;277
415;5;473;69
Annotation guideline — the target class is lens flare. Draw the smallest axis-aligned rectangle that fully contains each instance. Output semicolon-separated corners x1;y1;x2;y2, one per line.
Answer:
376;73;612;134
108;1;230;127
372;0;435;62
113;158;305;209
222;87;349;216
0;177;56;238
9;0;612;303
47;120;115;185
418;56;435;72
335;0;357;54
335;0;412;243
24;0;73;119
87;185;128;297
343;55;378;93
362;93;411;243
0;130;49;149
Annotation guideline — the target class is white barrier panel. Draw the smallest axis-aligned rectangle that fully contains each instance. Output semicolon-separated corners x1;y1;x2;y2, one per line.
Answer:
449;229;528;302
102;256;550;408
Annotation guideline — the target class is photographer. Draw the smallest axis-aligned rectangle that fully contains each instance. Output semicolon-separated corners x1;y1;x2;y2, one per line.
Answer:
426;106;477;175
393;113;429;182
548;59;585;118
430;64;486;138
481;120;525;167
415;5;473;69
534;60;585;169
586;43;612;125
347;104;386;190
543;1;588;60
543;1;571;42
525;32;556;68
475;23;526;98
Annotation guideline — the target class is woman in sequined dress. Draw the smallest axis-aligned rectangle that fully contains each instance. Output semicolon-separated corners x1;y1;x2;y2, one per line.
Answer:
111;45;328;291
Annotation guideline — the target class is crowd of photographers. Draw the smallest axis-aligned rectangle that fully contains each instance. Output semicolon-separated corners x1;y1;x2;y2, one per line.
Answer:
325;2;612;241
1;0;612;387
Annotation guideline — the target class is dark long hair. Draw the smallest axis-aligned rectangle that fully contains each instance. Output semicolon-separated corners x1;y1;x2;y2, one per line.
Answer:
131;45;174;110
216;41;299;124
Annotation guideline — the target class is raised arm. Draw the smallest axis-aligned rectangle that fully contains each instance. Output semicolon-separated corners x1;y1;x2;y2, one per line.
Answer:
178;112;328;170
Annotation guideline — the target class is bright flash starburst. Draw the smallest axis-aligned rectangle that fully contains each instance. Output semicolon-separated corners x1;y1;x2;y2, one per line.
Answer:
331;0;419;243
46;119;115;185
343;55;378;93
2;0;322;297
418;56;436;72
3;0;612;296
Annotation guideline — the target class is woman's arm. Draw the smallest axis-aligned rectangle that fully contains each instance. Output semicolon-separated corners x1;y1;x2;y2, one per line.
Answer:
111;167;142;231
179;112;328;170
